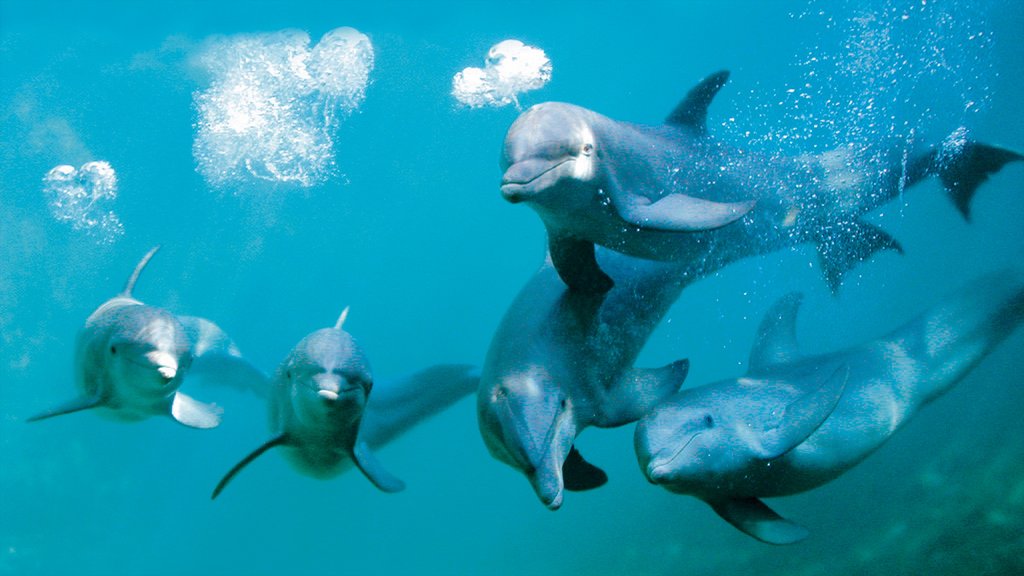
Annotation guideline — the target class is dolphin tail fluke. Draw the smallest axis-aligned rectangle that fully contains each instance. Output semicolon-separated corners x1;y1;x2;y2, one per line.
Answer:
562;446;608;491
26;396;104;423
211;434;288;500
596;359;690;427
352;440;406;493
927;133;1023;221
815;219;903;293
709;497;810;545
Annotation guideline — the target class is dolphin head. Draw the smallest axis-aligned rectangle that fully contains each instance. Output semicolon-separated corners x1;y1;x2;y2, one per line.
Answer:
284;328;372;431
500;102;599;205
477;366;578;509
106;307;192;399
634;394;733;495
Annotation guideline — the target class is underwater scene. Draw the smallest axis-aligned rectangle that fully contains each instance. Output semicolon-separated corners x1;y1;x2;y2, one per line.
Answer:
2;0;1023;574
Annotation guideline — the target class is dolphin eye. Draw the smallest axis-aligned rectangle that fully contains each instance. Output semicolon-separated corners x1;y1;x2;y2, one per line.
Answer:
703;414;714;428
110;345;117;355
581;143;594;155
559;398;567;409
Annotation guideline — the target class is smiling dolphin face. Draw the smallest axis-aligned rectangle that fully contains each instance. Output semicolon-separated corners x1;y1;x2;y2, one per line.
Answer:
280;327;373;436
477;367;578;509
500;102;598;205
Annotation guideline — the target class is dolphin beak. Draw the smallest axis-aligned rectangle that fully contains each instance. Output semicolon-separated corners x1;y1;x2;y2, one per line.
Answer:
146;351;178;381
318;389;339;401
500;158;572;202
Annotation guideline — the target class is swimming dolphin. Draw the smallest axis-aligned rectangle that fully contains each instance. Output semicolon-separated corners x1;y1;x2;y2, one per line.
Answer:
27;246;235;429
634;270;1024;544
478;250;692;510
500;70;1023;293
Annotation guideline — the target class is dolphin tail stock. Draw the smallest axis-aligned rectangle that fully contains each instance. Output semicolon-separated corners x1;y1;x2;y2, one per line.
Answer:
211;433;289;500
26;395;105;423
708;497;810;545
120;245;161;298
595;359;691;428
358;364;480;449
352;440;406;493
179;315;272;398
893;269;1024;406
907;130;1023;220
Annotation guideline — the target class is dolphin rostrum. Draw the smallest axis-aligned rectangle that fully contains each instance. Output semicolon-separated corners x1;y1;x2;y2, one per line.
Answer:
635;270;1024;544
27;246;239;429
500;70;1023;293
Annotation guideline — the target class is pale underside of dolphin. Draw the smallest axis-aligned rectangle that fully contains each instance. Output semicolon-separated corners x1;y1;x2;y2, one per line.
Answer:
27;246;253;429
635;269;1024;544
210;308;480;499
500;70;1024;294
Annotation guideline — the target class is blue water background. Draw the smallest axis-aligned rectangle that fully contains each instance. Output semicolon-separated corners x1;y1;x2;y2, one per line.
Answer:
2;1;1023;574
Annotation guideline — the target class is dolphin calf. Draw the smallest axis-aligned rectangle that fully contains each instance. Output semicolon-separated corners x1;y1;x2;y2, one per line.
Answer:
211;309;479;499
500;70;1023;293
27;246;238;429
635;270;1024;544
478;250;692;510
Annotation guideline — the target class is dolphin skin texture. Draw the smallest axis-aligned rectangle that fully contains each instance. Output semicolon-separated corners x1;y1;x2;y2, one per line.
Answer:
635;270;1024;544
500;71;1023;294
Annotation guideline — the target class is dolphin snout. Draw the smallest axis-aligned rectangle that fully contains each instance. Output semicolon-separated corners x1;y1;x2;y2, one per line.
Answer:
645;459;674;484
146;351;179;382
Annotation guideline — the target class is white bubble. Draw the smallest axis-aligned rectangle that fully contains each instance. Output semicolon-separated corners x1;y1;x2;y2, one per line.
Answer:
193;27;374;189
452;39;552;109
42;161;124;243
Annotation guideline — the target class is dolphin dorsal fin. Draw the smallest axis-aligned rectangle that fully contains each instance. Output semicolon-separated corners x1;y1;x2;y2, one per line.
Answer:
334;306;351;330
748;293;804;374
665;70;730;133
120;246;161;297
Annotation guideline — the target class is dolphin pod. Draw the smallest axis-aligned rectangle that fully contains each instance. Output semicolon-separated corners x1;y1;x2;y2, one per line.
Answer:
635;270;1024;544
24;65;1024;546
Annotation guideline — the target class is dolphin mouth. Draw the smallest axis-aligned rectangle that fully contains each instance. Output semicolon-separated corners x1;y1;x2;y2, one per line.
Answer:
500;158;573;201
317;385;361;401
646;432;703;483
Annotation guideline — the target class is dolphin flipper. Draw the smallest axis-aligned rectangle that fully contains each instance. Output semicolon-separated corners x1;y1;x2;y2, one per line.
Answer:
212;434;289;499
614;193;756;233
936;140;1023;220
709;497;809;545
755;365;849;459
548;232;614;294
815;219;903;293
562;446;608;491
179;316;271;397
170;392;222;429
352;440;406;493
26;396;105;423
596;359;690;427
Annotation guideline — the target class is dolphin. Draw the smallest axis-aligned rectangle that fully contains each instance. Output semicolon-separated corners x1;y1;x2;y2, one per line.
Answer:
478;250;692;510
211;310;479;499
500;70;1023;293
634;270;1024;544
27;246;240;429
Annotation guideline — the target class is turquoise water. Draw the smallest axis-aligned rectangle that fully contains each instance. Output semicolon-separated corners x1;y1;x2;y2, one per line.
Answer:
2;1;1023;574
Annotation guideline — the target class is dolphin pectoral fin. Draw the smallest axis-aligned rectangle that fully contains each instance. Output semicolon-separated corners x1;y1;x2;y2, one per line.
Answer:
170;392;223;429
815;219;903;293
211;434;288;500
709;497;809;545
352;440;406;493
26;396;105;423
665;70;730;134
747;293;804;375
934;140;1023;220
180;316;271;398
597;359;690;427
616;193;756;232
562;446;608;491
548;232;614;294
756;365;849;459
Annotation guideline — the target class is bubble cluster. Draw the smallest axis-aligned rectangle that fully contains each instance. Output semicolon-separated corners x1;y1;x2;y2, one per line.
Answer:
42;161;124;243
453;40;552;109
193;27;374;189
